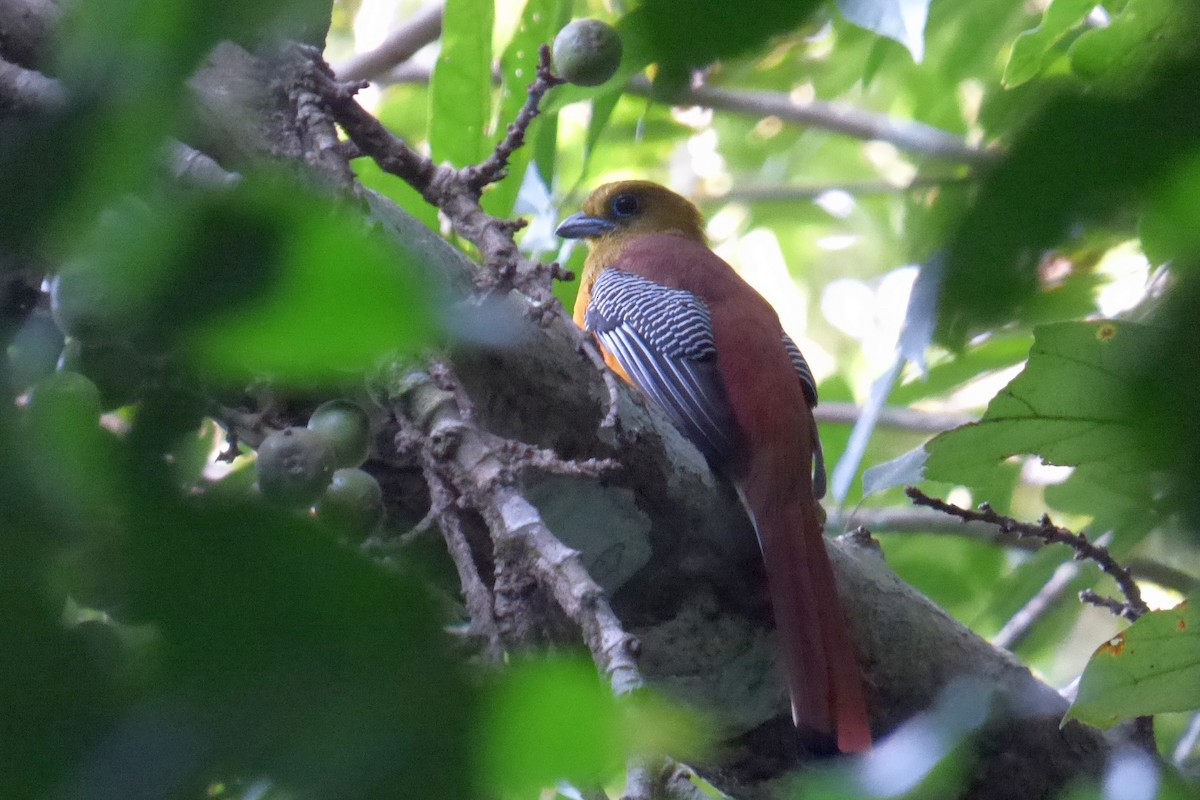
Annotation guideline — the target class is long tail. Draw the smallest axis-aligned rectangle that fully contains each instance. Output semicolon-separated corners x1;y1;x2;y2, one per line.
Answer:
740;467;872;753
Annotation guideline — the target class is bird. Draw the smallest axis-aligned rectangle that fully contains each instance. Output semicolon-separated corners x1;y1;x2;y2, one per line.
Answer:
556;180;871;753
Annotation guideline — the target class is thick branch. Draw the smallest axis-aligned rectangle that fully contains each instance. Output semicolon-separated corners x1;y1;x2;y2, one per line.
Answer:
0;56;64;113
393;369;641;696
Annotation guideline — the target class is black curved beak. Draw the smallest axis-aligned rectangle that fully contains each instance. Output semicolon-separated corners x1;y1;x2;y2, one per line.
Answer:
555;212;616;239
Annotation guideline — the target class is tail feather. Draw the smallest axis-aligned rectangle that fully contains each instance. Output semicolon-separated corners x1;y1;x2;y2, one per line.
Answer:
743;477;871;753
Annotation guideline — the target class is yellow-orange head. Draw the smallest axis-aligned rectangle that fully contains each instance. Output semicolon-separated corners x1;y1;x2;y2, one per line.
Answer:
557;180;706;247
557;181;706;325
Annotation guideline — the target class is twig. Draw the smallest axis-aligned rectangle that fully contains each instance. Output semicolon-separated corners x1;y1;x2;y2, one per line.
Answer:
164;140;241;188
621;759;653;800
333;1;444;82
905;487;1149;622
1172;711;1200;768
993;558;1084;651
465;47;564;190
695;176;968;202
814;401;973;433
579;335;622;429
632;77;995;165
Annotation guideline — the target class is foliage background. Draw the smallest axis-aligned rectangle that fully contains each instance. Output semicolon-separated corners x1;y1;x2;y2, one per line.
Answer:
3;0;1200;798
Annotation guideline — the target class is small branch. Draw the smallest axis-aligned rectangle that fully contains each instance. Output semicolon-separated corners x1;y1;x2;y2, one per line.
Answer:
466;44;564;191
906;488;1149;622
621;759;653;800
993;558;1084;651
814;401;974;433
333;1;444;82
397;419;505;662
695;176;969;203
579;335;622;429
632;77;995;165
315;46;567;309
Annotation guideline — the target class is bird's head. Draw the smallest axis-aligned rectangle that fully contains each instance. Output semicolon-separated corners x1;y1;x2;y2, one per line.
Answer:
556;180;706;244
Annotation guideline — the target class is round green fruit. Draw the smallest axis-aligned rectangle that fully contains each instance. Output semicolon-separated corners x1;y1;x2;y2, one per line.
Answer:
7;308;65;391
552;19;623;87
57;339;143;410
315;467;384;540
27;370;103;423
307;399;371;469
256;427;335;507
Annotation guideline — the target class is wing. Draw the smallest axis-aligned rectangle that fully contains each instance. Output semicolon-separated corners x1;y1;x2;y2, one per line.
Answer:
585;268;737;467
782;333;826;499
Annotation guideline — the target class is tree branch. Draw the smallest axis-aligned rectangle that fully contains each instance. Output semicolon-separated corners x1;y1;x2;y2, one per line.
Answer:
333;1;444;82
0;56;64;113
815;401;973;433
627;76;995;165
381;62;991;165
906;488;1149;622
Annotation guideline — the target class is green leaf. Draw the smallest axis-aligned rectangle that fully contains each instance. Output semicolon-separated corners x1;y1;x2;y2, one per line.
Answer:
1069;0;1200;86
1002;0;1095;88
429;0;495;169
1066;594;1200;727
925;321;1144;487
1140;146;1200;264
938;52;1200;344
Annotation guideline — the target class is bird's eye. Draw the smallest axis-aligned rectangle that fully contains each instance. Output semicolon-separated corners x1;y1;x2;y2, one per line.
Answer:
611;193;639;217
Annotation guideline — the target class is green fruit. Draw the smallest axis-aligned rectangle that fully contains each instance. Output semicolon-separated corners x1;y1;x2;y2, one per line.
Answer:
552;19;623;87
307;399;371;468
27;370;103;423
256;427;335;507
7;308;65;391
57;339;143;410
316;468;384;540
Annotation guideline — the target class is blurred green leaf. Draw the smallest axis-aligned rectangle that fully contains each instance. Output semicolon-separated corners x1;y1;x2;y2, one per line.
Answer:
1140;146;1200;264
1044;463;1157;541
925;321;1143;487
107;488;473;799
939;51;1200;343
1069;0;1198;86
1002;0;1094;88
186;179;435;382
1067;594;1200;727
429;0;494;169
479;657;705;796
